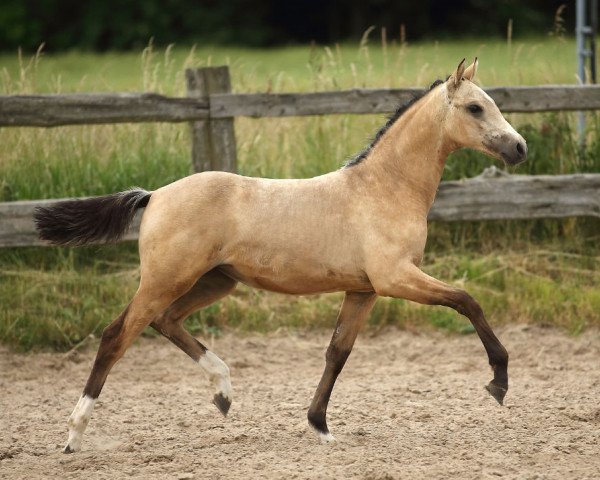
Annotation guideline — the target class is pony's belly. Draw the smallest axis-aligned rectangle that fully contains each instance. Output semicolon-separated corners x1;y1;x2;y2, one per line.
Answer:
217;264;372;295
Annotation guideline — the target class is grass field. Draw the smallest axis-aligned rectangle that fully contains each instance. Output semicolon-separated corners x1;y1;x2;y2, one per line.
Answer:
1;35;599;350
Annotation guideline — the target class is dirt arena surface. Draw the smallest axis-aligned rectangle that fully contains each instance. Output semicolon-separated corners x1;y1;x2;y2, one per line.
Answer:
1;325;599;479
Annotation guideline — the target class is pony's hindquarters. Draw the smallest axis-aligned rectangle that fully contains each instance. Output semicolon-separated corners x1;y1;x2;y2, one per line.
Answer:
33;182;239;453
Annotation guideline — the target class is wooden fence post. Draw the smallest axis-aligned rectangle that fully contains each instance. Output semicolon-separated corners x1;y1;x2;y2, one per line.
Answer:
185;66;237;172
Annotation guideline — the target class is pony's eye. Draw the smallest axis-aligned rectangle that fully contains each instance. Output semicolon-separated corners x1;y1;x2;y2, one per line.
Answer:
467;104;483;115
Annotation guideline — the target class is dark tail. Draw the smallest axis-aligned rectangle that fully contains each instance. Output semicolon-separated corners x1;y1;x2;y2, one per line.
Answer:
34;188;152;246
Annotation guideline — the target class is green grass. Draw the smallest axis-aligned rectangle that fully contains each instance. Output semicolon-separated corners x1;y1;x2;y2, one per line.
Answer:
0;36;583;95
2;37;599;202
1;35;600;350
2;244;598;351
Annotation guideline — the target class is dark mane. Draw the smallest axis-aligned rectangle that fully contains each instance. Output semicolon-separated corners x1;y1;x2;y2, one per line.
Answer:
344;79;444;167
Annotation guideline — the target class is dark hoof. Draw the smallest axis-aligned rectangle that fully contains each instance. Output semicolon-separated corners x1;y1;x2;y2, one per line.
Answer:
63;445;74;454
213;393;231;417
485;381;507;405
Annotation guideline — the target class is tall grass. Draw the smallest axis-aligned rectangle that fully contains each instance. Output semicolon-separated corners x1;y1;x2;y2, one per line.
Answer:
2;37;598;200
1;36;599;350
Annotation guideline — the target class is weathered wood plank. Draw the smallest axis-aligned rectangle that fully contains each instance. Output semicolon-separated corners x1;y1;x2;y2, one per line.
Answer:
487;85;600;112
486;85;600;113
429;168;600;221
205;67;237;172
186;67;237;172
2;85;600;128
2;173;598;247
210;85;600;118
0;93;209;127
186;70;213;172
210;88;424;118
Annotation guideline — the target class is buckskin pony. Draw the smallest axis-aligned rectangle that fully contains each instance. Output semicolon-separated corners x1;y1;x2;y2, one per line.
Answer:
34;58;527;452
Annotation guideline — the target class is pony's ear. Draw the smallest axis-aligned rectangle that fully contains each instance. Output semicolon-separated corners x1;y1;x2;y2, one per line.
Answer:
447;58;466;93
463;57;478;81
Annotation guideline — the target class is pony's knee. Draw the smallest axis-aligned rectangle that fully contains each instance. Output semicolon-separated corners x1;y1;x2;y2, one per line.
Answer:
444;290;483;318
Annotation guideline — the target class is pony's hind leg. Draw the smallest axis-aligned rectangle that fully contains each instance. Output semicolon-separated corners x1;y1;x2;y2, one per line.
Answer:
307;291;377;442
64;270;201;453
150;268;237;415
64;300;148;453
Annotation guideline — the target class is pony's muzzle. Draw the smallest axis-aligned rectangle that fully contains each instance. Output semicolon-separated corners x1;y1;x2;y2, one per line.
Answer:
500;137;527;166
510;140;528;165
486;134;528;166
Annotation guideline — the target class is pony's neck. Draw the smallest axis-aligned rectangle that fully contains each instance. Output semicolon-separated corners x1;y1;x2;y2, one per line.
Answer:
357;88;454;213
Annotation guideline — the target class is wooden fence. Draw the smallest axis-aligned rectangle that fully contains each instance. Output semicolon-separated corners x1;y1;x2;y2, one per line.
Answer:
1;66;599;247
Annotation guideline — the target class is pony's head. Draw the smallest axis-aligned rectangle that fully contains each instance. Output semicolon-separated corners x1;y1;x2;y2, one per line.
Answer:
441;58;527;166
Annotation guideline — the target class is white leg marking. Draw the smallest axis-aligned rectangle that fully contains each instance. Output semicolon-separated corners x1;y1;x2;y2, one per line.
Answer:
319;431;336;444
198;350;232;402
65;395;96;453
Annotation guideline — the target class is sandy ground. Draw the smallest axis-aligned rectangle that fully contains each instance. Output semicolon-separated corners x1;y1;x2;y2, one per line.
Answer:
1;325;600;479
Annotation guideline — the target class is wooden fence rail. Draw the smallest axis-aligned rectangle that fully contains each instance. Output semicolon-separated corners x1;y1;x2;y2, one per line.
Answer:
3;85;600;128
2;168;599;248
1;66;599;247
209;85;600;117
0;93;210;127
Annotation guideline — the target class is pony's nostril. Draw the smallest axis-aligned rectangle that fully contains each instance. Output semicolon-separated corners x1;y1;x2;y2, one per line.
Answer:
516;142;525;156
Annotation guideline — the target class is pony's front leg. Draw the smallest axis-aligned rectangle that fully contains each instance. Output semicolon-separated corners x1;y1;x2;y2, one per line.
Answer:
308;291;377;442
373;263;509;404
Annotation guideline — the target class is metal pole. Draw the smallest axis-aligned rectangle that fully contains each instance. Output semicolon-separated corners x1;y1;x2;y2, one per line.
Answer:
577;0;587;148
591;0;598;84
